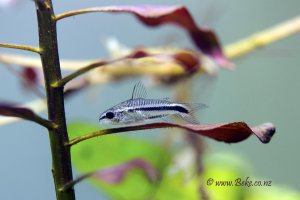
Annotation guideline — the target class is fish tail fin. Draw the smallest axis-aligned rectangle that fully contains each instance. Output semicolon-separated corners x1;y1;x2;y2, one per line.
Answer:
181;103;208;113
177;103;207;124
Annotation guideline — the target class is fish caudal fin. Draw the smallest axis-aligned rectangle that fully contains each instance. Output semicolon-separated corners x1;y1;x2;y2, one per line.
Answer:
180;103;208;114
176;102;207;124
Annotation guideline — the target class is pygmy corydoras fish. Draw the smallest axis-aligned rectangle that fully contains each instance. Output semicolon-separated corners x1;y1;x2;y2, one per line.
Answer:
99;82;206;125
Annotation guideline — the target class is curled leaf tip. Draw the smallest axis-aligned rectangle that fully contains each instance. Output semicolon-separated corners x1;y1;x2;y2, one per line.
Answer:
209;49;235;69
251;122;276;144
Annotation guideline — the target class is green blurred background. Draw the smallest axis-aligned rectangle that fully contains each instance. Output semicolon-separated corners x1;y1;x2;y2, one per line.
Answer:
0;0;299;199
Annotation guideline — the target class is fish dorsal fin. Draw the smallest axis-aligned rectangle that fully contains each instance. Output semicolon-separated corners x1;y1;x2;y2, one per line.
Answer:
131;81;148;99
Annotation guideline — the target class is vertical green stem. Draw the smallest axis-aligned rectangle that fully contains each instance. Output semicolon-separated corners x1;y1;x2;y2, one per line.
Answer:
35;1;75;200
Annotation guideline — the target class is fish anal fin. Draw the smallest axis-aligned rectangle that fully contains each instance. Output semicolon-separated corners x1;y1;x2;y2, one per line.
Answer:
177;113;200;124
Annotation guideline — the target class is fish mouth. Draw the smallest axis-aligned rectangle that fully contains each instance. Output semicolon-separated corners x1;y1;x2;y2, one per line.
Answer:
99;116;106;121
99;117;117;125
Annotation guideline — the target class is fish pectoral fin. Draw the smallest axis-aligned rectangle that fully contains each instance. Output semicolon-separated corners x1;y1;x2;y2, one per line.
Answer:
124;111;138;119
131;81;148;99
123;111;147;123
161;115;173;123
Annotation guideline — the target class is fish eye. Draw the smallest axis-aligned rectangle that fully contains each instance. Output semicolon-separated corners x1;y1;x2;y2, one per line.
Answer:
105;112;115;119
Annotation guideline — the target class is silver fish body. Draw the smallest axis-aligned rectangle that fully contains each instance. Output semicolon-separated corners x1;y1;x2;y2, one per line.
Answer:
99;82;206;125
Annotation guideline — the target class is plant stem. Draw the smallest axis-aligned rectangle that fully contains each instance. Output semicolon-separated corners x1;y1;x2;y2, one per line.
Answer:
35;1;75;200
27;112;56;129
0;43;40;53
67;123;172;146
55;7;101;21
56;60;109;87
225;15;300;59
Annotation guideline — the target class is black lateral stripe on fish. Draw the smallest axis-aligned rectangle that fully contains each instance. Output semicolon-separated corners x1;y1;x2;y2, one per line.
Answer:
98;82;207;125
131;104;189;114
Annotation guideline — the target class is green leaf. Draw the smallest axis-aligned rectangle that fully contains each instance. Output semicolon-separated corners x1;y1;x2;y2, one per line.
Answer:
202;153;300;200
68;122;171;199
154;171;200;200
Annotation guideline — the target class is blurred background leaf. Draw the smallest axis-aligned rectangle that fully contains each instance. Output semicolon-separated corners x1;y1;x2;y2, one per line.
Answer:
69;122;300;200
68;122;171;199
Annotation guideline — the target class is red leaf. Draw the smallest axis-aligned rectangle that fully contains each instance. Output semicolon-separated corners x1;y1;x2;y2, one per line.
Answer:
20;66;43;88
92;158;158;184
68;122;276;146
0;102;53;129
180;122;276;143
20;66;44;97
106;122;276;144
64;158;158;190
59;5;231;66
0;103;36;119
22;67;38;86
